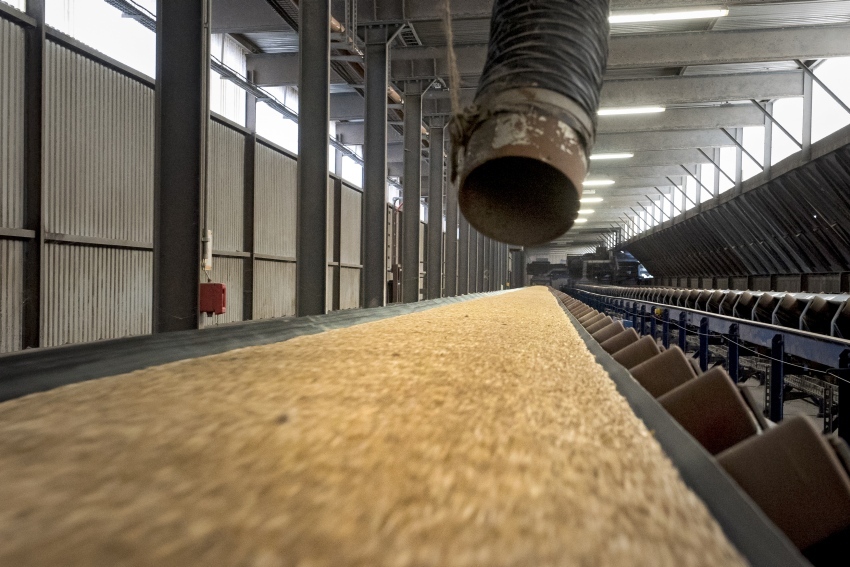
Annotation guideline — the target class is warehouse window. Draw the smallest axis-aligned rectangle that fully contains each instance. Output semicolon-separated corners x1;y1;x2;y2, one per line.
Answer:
341;146;363;188
719;147;735;193
700;166;715;202
45;0;157;78
210;34;248;126
771;97;803;165
1;0;26;10
742;126;765;181
812;57;850;143
684;176;697;211
256;86;299;154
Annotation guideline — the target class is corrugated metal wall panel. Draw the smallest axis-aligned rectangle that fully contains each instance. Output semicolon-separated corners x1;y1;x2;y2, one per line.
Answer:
208;120;245;251
340;185;361;265
253;259;296;319
203;256;244;326
43;41;154;242
255;144;297;257
42;244;152;347
340;267;360;310
0;239;23;353
0;19;25;229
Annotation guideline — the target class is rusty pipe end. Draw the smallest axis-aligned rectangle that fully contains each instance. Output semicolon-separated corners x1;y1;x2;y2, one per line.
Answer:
457;90;590;246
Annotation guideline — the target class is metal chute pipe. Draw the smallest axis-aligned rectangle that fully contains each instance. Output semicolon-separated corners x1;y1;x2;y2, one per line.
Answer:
453;0;610;246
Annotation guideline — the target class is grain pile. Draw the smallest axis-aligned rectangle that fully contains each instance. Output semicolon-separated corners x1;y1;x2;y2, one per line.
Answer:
0;287;747;567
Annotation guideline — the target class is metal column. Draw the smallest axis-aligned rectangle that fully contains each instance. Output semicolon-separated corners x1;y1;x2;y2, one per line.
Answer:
475;230;484;292
295;0;330;316
402;84;423;303
458;213;469;294
426;122;444;299
22;0;45;348
768;334;785;422
243;83;257;320
363;28;389;308
444;151;458;297
153;0;210;332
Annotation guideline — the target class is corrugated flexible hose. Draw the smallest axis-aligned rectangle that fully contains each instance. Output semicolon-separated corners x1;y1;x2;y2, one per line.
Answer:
452;0;610;246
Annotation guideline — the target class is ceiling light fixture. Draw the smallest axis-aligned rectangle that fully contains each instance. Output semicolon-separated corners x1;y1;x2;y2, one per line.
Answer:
578;209;594;214
574;218;589;224
609;8;729;24
598;106;665;116
590;152;634;160
580;197;604;203
583;179;615;187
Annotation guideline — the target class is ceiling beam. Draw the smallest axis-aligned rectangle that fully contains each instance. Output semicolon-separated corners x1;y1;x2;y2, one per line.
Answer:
389;23;850;69
393;70;805;108
589;149;711;169
598;104;765;133
600;71;804;107
608;24;850;69
588;165;701;180
356;0;810;24
324;72;803;121
595;129;736;152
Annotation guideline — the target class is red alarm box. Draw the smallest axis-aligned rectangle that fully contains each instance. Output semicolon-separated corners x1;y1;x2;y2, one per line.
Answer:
199;283;227;316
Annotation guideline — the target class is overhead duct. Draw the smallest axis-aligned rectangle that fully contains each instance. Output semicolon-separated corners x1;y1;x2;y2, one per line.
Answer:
453;0;610;246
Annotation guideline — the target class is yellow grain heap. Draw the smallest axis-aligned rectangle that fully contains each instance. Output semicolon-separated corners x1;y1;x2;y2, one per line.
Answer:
0;287;747;566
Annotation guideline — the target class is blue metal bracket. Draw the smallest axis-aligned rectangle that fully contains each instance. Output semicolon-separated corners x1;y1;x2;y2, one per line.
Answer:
699;317;709;372
662;309;670;349
678;311;688;353
728;323;740;383
768;334;784;422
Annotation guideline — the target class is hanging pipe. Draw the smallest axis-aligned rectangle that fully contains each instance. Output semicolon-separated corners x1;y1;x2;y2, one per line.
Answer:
451;0;610;246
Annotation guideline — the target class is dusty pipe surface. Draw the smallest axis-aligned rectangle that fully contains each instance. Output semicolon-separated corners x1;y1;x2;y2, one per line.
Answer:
454;0;610;246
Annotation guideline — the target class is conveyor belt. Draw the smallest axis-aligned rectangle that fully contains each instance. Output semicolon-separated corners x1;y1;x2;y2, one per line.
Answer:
0;287;748;566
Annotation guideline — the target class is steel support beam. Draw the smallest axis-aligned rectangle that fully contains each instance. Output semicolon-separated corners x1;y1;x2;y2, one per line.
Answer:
363;27;390;308
458;213;469;294
476;230;484;292
426;124;444;299
153;0;210;332
402;84;423;303
444;148;458;297
296;0;330;316
22;0;45;348
243;85;257;320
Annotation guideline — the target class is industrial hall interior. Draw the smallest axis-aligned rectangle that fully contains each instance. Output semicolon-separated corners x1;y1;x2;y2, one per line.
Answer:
4;0;850;565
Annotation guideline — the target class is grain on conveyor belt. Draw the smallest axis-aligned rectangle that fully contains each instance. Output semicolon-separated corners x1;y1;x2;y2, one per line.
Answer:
0;287;747;567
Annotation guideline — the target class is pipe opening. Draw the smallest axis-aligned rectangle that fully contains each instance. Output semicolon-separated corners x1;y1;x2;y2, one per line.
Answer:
460;157;580;245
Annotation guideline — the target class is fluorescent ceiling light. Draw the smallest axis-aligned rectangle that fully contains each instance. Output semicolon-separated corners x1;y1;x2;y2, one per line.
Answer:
609;8;729;24
583;179;615;187
578;209;594;214
598;106;665;116
590;152;634;160
580;197;604;203
574;218;588;224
